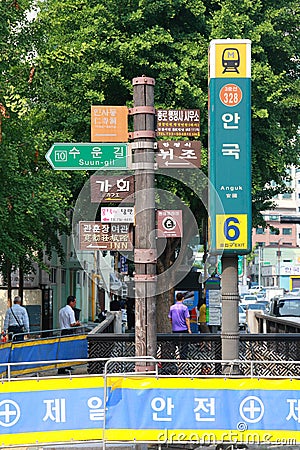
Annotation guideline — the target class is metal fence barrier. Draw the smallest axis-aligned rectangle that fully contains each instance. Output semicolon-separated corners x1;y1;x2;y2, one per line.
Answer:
87;333;300;377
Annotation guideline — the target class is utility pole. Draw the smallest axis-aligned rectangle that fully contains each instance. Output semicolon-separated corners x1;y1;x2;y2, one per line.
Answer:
131;76;157;370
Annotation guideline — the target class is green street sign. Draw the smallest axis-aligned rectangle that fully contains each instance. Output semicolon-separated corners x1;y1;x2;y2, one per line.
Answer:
45;143;129;170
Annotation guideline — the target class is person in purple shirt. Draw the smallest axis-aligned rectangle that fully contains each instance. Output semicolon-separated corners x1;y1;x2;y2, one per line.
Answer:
168;292;192;333
168;292;192;366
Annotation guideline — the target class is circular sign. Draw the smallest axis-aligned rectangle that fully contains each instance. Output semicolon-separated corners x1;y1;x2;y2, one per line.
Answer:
219;84;242;107
162;216;176;231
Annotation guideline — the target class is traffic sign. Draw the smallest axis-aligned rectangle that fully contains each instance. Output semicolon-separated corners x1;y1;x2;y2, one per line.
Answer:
156;141;201;168
45;143;129;170
79;222;133;251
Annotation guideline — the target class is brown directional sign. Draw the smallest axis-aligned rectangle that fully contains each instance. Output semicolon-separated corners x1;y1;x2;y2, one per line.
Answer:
91;106;128;142
90;175;134;203
156;109;200;137
156;141;201;168
79;222;133;251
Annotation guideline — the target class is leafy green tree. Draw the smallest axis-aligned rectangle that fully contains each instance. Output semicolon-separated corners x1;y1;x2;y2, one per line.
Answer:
0;1;86;300
30;0;299;216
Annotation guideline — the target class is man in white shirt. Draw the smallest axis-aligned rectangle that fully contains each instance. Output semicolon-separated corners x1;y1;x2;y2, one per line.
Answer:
59;295;81;335
58;295;81;375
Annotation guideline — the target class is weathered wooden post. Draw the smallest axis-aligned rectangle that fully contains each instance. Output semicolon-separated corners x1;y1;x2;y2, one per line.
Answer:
131;76;157;370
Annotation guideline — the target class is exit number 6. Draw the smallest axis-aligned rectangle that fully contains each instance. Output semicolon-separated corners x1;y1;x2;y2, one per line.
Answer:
224;217;240;241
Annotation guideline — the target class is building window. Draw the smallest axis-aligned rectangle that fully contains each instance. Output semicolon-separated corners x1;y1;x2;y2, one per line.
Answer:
282;228;292;235
269;229;279;235
61;269;66;284
282;193;292;199
256;228;265;234
269;215;279;221
50;268;57;284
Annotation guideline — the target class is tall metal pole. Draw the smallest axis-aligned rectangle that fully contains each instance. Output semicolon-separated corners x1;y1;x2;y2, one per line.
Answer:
258;245;262;288
221;255;240;374
131;76;157;370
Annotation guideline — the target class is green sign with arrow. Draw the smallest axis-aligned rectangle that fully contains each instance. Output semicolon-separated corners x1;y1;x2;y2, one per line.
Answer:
46;143;129;170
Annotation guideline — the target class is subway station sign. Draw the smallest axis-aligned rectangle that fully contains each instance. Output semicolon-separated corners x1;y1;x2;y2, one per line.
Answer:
208;39;252;254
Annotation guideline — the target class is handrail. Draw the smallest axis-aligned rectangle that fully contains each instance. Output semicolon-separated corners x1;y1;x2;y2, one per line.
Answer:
8;325;88;341
0;356;300;382
3;357;300;380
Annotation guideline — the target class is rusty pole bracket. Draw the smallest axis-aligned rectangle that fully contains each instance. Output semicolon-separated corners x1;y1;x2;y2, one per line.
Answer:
128;106;156;115
132;76;155;86
134;248;157;263
129;141;156;150
128;130;156;140
134;274;157;282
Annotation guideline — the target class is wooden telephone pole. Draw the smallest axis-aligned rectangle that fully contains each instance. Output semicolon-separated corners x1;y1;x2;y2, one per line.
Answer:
131;76;157;370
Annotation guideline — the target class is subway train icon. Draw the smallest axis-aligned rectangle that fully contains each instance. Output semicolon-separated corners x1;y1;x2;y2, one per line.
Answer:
222;47;240;73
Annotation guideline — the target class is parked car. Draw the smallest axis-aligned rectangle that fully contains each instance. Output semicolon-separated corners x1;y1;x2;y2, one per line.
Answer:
241;294;258;305
239;305;247;329
289;288;300;296
245;302;267;312
255;299;269;308
248;285;263;294
268;295;300;317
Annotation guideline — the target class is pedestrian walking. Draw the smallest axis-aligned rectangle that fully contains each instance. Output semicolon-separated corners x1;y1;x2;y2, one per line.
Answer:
168;292;191;366
198;298;211;333
4;296;30;341
168;292;192;334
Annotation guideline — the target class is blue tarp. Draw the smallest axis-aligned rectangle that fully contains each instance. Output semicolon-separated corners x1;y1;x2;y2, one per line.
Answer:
0;335;88;375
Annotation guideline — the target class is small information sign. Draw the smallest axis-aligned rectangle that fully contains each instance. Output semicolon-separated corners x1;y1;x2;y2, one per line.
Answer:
206;290;221;326
156;109;200;137
90;175;134;203
157;210;183;238
156;141;201;168
101;207;135;223
91;106;128;142
79;222;133;251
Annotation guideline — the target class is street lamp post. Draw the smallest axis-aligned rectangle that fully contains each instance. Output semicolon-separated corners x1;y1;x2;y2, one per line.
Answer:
277;241;282;287
258;245;262;288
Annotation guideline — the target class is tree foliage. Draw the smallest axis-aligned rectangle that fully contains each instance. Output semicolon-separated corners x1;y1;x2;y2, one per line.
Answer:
30;0;299;218
0;1;85;289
